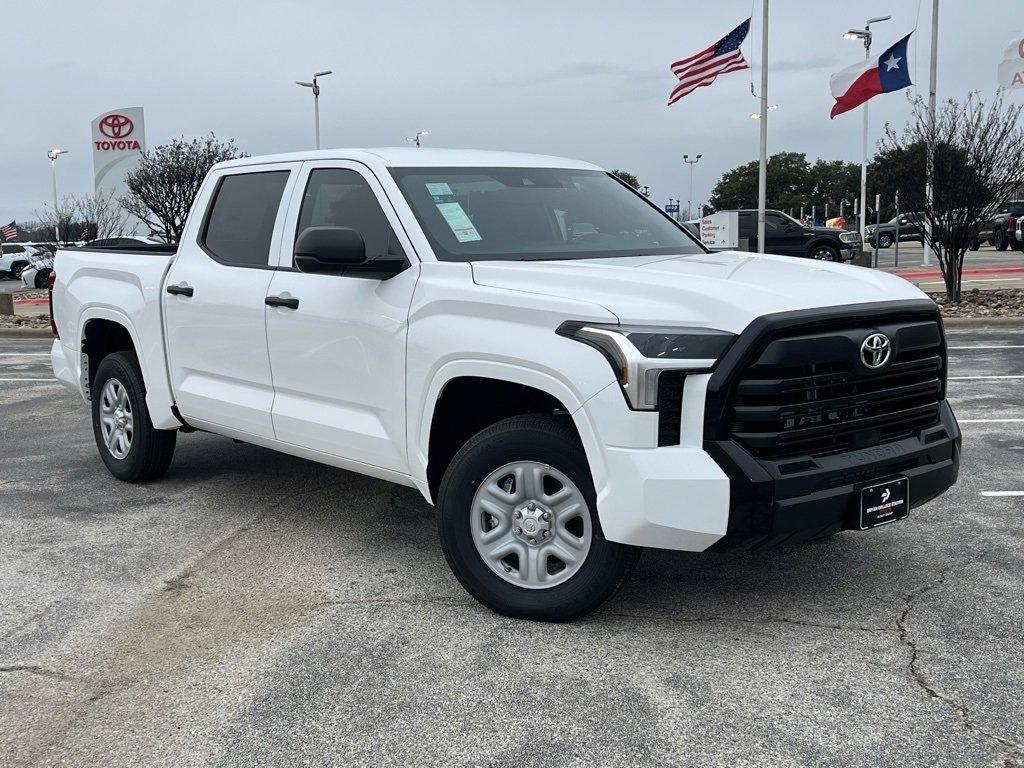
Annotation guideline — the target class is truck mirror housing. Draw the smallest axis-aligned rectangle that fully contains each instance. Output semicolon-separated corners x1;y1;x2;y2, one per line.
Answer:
294;226;367;273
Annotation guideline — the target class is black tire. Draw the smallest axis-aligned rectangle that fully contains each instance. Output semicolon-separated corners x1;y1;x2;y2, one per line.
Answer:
970;240;980;252
878;233;894;249
91;351;176;482
993;227;1008;251
34;268;52;289
9;262;27;279
437;414;639;621
809;244;841;262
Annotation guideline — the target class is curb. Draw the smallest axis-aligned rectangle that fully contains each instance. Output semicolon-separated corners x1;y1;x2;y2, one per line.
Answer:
0;328;53;339
941;317;1024;329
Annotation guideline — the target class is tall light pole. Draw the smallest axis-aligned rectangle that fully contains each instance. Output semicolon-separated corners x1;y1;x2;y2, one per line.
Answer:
295;70;332;150
683;154;702;220
640;185;651;198
47;148;68;243
843;15;891;245
924;0;939;266
406;130;429;148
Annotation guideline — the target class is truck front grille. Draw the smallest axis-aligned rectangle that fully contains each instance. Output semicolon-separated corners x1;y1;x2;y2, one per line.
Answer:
727;319;945;460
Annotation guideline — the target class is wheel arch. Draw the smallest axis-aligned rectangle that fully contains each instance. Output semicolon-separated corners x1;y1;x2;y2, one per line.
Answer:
415;361;607;505
76;307;179;430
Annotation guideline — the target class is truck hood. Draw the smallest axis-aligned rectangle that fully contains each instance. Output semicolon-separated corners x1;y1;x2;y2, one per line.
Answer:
470;251;928;334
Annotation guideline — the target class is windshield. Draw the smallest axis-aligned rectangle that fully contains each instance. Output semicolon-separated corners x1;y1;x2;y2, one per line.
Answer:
390;167;704;262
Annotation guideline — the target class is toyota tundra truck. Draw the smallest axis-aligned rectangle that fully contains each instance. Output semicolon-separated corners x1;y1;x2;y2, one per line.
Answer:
50;148;961;620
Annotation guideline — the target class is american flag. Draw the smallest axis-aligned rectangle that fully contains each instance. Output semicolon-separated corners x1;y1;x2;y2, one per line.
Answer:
668;19;751;106
0;221;17;242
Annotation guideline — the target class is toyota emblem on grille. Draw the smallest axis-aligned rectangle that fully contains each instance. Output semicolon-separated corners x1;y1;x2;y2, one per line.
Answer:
860;333;891;369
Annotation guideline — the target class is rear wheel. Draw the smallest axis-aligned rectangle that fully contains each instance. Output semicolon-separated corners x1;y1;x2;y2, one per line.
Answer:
437;414;639;621
810;245;840;262
91;351;176;482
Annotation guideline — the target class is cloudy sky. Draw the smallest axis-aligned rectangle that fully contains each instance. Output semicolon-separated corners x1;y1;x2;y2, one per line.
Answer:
5;0;1020;223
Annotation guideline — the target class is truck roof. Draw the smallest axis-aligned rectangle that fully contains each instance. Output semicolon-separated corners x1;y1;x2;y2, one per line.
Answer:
214;147;604;172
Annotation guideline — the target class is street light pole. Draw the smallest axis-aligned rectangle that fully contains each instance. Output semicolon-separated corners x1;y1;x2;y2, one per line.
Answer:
844;16;890;247
47;148;68;243
683;154;702;220
406;130;430;148
295;70;333;150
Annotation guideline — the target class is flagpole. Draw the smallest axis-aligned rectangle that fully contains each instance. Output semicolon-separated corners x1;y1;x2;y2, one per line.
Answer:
756;0;768;254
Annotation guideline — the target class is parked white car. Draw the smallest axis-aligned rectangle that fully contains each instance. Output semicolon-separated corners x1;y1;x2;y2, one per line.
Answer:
50;148;961;620
1;243;45;280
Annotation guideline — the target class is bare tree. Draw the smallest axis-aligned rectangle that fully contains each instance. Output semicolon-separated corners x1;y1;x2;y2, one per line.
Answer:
879;92;1024;302
120;135;246;243
34;195;86;245
76;191;132;241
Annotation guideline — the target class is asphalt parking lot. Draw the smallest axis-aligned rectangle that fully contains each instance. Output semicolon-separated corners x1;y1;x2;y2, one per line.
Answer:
1;330;1022;767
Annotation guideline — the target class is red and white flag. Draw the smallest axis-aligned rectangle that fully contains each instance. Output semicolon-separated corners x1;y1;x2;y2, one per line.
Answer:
668;19;751;106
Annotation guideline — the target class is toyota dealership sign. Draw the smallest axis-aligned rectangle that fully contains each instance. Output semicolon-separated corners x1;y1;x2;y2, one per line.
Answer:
91;107;146;200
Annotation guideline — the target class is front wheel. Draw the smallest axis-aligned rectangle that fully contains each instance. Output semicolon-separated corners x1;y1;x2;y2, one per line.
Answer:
91;351;176;482
878;233;894;249
810;245;841;262
34;268;52;289
437;414;639;621
9;262;27;280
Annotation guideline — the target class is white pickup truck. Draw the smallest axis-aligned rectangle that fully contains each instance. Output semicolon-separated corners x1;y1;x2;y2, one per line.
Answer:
51;148;960;620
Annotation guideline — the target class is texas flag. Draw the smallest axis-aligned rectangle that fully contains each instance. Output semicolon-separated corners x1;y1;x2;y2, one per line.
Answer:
829;33;913;119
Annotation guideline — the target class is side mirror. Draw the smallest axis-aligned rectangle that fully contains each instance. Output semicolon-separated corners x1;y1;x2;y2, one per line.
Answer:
294;226;366;273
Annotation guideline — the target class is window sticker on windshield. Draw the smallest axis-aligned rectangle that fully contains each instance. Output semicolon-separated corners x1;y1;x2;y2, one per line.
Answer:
436;202;482;243
426;182;454;202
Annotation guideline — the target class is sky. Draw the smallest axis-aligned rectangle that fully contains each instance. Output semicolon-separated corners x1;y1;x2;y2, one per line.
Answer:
4;0;1021;224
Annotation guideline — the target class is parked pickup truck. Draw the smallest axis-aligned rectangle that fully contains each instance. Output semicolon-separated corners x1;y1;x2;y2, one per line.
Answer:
50;148;961;620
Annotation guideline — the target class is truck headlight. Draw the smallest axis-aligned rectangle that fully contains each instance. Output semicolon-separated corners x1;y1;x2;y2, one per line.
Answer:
557;322;735;410
839;231;861;244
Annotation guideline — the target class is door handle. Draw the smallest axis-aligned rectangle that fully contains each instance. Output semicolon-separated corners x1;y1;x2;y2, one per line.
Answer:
166;284;194;297
265;295;299;310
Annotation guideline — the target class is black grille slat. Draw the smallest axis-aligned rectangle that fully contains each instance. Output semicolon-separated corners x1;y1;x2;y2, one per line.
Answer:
727;318;945;459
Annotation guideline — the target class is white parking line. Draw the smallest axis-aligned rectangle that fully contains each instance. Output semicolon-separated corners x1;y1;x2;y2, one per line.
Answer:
0;377;57;382
958;419;1024;423
981;491;1024;497
0;353;50;356
948;375;1024;380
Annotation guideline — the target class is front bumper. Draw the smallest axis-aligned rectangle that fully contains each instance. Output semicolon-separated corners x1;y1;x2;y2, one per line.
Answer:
705;401;960;551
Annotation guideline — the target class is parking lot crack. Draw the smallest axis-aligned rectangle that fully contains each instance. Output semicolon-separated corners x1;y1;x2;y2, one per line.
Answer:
0;664;78;684
599;611;892;633
896;566;1024;766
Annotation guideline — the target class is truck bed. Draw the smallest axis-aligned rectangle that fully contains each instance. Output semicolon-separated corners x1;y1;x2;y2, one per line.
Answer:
51;244;181;429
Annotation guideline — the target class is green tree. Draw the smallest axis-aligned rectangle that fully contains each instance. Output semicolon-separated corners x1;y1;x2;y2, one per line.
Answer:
707;152;860;220
610;169;640;189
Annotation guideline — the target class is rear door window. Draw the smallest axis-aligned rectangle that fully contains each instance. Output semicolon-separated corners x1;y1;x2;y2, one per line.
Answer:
202;171;290;267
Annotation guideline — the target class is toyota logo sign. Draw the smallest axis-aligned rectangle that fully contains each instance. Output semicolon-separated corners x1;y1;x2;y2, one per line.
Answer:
99;114;134;139
860;333;892;369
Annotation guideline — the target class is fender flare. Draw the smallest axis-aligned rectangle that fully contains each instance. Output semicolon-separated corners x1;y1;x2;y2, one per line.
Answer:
412;359;608;503
77;307;144;394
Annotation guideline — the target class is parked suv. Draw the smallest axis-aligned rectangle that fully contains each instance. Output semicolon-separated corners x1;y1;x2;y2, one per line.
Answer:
733;209;860;261
51;148;959;620
1;243;43;279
